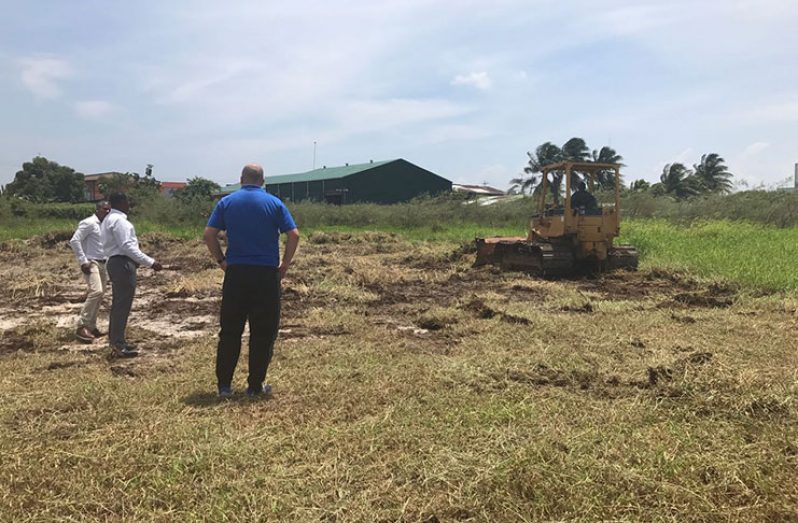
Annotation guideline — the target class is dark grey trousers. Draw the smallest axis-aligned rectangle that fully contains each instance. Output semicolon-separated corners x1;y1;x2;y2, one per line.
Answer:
106;255;137;348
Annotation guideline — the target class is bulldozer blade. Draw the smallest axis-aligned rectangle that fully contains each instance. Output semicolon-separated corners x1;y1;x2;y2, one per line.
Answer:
607;245;639;271
474;237;526;266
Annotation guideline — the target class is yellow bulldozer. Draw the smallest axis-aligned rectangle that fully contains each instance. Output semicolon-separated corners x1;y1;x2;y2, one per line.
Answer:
475;161;638;275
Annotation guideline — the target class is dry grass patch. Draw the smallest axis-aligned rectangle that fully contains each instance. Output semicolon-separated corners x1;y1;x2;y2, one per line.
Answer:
164;269;223;298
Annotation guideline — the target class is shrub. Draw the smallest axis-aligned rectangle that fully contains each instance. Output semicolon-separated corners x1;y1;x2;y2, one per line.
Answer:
0;199;95;220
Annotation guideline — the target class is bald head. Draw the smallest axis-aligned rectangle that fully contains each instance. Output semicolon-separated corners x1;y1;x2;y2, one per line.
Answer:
241;164;264;186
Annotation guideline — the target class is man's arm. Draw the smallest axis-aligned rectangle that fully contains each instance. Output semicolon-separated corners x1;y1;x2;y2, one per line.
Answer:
204;226;227;271
69;221;92;274
115;220;158;269
279;228;300;278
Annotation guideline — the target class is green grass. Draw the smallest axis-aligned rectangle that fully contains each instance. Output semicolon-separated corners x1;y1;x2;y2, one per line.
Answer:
0;218;75;241
0;219;202;242
135;221;203;240
620;220;798;292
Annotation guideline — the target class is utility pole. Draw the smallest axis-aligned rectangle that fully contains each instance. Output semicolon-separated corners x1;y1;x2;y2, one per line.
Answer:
313;141;317;170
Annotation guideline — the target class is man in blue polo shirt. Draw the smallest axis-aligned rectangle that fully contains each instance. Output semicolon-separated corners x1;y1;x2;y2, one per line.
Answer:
204;163;300;398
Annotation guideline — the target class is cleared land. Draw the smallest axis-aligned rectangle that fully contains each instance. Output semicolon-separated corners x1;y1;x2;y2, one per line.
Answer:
0;229;797;522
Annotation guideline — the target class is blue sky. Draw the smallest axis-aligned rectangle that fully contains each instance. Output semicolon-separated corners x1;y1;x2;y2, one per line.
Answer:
2;0;797;190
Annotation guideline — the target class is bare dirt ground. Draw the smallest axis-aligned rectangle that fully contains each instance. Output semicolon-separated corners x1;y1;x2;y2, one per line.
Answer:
1;230;796;521
0;232;221;377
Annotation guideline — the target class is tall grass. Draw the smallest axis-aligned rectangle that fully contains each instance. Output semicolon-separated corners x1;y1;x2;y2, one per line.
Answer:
6;189;798;231
0;218;75;241
288;197;534;230
621;220;798;291
0;218;200;242
621;189;798;227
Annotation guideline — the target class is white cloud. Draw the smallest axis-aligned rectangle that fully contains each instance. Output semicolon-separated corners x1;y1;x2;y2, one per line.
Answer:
417;123;493;145
19;56;72;98
200;97;473;158
451;71;492;90
336;98;471;132
74;100;116;120
740;141;770;158
732;0;798;21
591;3;678;37
740;99;798;125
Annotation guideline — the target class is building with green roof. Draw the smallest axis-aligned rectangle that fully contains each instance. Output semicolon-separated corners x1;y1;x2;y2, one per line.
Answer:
215;159;451;204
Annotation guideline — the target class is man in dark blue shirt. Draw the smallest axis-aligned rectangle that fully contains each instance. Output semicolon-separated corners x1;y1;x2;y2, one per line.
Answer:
204;164;300;398
571;181;598;211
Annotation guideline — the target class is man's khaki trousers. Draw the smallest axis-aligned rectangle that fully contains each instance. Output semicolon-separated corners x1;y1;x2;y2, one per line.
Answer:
77;260;108;329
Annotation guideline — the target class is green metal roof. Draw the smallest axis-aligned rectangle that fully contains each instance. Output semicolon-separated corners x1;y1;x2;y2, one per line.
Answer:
218;159;396;194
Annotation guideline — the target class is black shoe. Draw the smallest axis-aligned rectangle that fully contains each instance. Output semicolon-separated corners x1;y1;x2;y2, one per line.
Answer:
218;386;234;398
111;344;139;358
246;384;273;398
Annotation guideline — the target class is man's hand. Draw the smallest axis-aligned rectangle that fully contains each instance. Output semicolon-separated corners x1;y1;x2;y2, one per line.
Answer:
278;261;289;279
80;263;92;275
151;261;163;272
279;228;299;280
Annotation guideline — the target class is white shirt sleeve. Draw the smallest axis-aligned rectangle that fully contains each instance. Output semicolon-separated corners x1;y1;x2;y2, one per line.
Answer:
112;219;155;267
69;220;90;266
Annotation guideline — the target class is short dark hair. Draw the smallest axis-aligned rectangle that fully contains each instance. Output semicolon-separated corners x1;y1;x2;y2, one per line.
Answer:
108;193;128;208
577;181;587;191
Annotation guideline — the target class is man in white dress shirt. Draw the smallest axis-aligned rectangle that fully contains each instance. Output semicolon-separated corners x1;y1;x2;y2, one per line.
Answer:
69;201;112;343
102;193;163;357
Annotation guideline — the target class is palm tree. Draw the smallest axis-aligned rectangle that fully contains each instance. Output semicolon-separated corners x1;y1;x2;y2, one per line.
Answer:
660;163;700;200
694;153;733;193
510;138;623;203
558;137;589;193
561;137;590;162
591;146;623;190
509;142;562;200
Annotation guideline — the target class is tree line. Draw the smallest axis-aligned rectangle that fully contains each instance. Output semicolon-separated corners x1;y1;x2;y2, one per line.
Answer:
0;156;221;204
2;151;735;206
511;138;734;201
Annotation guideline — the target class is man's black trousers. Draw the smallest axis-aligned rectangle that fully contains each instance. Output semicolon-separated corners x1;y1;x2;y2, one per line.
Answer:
217;265;281;390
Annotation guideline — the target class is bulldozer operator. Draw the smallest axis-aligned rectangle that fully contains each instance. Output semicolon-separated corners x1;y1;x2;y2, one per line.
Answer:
571;180;598;211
